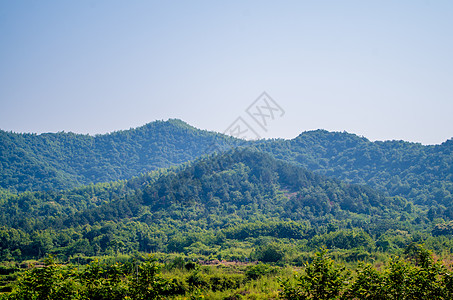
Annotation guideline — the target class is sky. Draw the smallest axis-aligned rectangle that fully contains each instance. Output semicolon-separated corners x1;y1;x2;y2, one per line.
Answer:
0;1;452;145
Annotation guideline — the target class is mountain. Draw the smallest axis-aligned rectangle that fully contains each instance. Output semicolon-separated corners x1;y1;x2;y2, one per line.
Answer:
0;121;451;297
0;119;241;192
1;119;452;211
0;149;396;229
257;130;453;207
0;149;408;260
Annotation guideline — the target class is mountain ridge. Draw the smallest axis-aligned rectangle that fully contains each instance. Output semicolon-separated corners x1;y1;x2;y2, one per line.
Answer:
1;119;452;211
0;119;242;192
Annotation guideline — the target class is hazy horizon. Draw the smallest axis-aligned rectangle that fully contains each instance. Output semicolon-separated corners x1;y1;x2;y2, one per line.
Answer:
1;117;451;146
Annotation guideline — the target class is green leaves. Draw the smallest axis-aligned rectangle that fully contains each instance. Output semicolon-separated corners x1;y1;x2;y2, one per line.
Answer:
7;255;185;300
129;257;168;300
283;246;453;300
8;256;80;300
281;249;350;300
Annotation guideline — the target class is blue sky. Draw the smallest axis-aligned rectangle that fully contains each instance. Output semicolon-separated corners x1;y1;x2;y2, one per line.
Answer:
1;1;452;144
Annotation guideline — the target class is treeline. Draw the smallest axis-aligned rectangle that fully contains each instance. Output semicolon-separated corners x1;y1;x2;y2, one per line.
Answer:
4;217;453;265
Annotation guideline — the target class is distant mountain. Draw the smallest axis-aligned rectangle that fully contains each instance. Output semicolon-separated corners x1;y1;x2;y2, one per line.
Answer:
1;119;452;210
257;130;453;206
0;119;241;192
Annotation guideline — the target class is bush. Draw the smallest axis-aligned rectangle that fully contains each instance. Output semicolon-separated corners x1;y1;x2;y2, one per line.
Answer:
209;273;244;291
245;263;276;280
253;243;285;263
280;249;350;300
186;271;210;290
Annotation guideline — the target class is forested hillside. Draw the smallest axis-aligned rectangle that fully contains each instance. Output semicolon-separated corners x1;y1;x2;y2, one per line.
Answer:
1;121;453;299
0;149;418;262
0;119;240;192
257;130;453;208
2;120;452;212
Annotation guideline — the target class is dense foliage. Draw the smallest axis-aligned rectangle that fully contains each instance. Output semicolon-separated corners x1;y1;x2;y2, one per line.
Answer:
2;245;453;299
257;130;453;208
281;245;453;300
0;119;240;192
0;150;421;263
0;120;452;298
2;120;452;212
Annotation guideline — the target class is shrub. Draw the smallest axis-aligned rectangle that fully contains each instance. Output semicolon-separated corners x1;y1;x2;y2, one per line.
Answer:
245;263;276;280
280;249;350;300
253;243;285;263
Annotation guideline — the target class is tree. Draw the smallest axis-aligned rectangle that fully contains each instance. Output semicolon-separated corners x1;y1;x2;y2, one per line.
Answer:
8;256;79;300
281;249;350;299
129;256;169;300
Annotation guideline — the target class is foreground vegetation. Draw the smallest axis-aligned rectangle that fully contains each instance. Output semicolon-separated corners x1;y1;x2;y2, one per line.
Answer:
1;244;452;299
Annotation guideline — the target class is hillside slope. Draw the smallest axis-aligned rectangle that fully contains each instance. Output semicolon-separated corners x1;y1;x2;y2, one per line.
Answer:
257;130;453;206
0;149;410;260
0;119;240;192
1;120;451;210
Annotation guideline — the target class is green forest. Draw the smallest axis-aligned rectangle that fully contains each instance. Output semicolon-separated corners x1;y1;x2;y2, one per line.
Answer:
0;119;453;299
